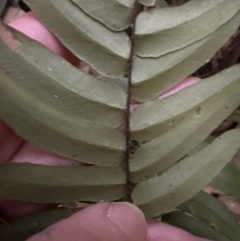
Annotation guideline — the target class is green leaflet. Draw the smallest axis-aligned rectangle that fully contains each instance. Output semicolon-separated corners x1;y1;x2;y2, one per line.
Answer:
0;24;127;165
132;129;240;217
98;76;128;89
0;24;127;127
0;87;124;166
211;163;240;199
24;0;130;77
0;163;126;202
136;0;223;35
179;191;240;240
155;0;169;8
135;0;238;57
162;211;230;241
229;109;240;123
132;34;208;86
130;80;240;182
0;208;79;241
132;11;240;101
131;65;240;141
188;136;214;156
71;0;134;31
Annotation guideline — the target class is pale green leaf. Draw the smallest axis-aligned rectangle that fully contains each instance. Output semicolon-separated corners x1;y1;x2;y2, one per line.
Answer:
228;109;240;123
155;0;169;8
0;24;127;165
136;0;223;35
24;0;130;77
0;24;127;127
132;35;207;86
132;129;240;217
131;65;240;141
0;85;124;166
71;0;134;31
0;208;79;241
0;163;126;202
179;191;240;240
98;76;128;89
131;73;240;181
136;0;239;57
211;163;240;199
116;0;135;7
132;11;240;101
188;136;214;156
162;211;230;241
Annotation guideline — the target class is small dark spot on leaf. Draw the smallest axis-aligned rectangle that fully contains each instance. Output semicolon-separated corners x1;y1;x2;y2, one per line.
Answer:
196;107;202;115
131;140;139;147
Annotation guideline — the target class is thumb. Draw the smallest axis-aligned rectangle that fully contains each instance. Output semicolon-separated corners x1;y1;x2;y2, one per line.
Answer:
27;202;147;241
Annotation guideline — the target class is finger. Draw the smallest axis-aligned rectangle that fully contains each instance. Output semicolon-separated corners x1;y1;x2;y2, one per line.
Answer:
27;202;147;241
147;221;212;241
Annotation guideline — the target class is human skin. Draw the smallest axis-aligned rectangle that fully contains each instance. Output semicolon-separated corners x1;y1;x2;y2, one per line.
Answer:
0;12;211;241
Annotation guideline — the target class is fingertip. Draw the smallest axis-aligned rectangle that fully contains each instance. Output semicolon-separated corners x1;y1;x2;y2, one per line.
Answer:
28;202;147;241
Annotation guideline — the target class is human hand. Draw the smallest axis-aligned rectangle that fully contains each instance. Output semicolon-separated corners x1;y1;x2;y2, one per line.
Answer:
0;11;211;241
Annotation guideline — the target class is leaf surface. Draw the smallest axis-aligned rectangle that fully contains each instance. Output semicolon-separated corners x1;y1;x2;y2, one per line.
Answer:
211;163;240;199
0;163;126;202
132;129;240;217
71;0;134;31
0;208;79;241
0;86;124;166
131;65;240;141
131;67;240;181
0;24;127;127
24;0;130;77
136;0;238;57
179;191;240;240
155;0;169;8
162;211;230;241
132;11;240;101
0;24;126;165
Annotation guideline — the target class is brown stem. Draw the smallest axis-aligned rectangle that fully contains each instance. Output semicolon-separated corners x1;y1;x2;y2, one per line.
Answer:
124;0;139;203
